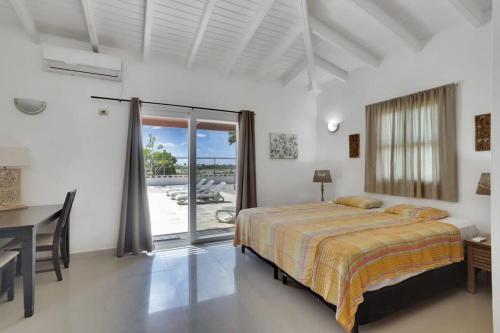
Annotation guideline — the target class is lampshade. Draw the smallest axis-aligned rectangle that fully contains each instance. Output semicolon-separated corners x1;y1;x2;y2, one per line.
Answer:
0;147;30;167
476;173;490;195
313;170;332;183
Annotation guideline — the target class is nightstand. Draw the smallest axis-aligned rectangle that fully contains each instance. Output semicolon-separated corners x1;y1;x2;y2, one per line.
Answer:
464;235;491;293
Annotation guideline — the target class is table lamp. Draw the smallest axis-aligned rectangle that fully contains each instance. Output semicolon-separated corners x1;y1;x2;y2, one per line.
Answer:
0;147;30;211
476;172;490;195
313;169;332;202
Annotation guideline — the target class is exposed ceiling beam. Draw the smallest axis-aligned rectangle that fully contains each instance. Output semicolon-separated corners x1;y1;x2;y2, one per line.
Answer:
280;56;306;86
297;0;318;93
81;0;99;53
8;0;39;43
351;0;424;52
256;25;301;79
314;55;348;83
309;17;381;68
223;0;274;75
280;54;348;86
449;0;490;27
186;0;216;69
142;0;154;61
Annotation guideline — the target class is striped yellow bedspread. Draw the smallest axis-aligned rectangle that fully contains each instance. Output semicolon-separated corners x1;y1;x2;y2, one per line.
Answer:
234;202;463;332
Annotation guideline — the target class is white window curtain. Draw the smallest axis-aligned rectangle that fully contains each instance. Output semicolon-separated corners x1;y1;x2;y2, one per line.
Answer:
365;84;458;201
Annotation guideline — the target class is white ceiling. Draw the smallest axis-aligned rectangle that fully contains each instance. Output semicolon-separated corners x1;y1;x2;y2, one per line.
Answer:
0;0;492;88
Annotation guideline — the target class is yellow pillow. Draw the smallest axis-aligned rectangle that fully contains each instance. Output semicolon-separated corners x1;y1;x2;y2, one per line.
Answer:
384;204;449;220
335;196;383;209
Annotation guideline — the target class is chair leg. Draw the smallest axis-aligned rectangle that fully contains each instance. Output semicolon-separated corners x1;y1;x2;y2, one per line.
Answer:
15;251;23;276
1;267;8;296
1;260;15;301
60;237;69;269
66;225;70;265
52;246;63;281
6;261;15;301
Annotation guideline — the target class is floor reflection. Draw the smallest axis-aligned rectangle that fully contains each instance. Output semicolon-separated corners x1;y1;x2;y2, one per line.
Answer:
148;243;236;314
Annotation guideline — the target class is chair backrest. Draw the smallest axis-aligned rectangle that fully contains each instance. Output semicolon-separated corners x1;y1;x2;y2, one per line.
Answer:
196;178;206;188
53;190;77;245
210;182;226;193
197;179;214;192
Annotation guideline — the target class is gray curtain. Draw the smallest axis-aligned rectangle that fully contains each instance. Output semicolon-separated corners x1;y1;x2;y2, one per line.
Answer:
365;84;458;202
117;98;153;257
236;111;257;214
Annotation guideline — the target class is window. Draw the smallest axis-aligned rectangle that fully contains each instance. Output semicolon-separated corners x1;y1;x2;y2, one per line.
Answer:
365;84;458;202
377;101;439;183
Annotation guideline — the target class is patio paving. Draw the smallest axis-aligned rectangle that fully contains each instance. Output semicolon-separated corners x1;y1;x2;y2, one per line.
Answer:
148;185;236;236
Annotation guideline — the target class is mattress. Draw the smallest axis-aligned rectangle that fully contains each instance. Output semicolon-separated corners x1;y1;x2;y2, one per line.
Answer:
366;215;477;292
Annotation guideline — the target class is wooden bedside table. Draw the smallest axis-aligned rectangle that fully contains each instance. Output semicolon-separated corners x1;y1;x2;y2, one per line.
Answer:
464;235;491;293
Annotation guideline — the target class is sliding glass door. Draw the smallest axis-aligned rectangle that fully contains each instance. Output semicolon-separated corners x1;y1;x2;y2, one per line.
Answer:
189;110;238;244
192;118;237;242
142;110;190;244
142;107;237;245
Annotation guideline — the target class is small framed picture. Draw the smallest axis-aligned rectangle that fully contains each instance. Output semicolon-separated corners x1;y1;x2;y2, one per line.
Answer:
349;134;360;158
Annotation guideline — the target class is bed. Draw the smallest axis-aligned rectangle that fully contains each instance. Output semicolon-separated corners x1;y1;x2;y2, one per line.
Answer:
234;201;468;333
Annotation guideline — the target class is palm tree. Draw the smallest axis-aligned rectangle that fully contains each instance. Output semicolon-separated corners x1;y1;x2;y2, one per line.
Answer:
228;131;236;145
143;134;177;176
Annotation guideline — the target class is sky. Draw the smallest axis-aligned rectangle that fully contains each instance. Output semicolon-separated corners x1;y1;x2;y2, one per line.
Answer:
142;125;236;164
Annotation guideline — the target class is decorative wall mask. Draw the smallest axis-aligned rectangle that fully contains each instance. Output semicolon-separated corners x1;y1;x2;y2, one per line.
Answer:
349;134;360;158
475;113;490;151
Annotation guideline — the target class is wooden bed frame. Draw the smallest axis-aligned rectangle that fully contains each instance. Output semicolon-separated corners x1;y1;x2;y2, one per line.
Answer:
241;245;465;333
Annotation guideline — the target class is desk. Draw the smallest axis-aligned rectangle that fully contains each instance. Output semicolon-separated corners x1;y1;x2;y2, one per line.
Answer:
0;205;62;317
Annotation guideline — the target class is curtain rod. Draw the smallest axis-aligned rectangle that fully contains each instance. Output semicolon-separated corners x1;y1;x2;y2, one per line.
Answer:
90;96;244;115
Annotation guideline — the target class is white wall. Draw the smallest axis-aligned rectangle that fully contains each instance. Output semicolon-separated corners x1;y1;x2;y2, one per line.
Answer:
0;26;318;253
490;0;499;330
316;23;492;232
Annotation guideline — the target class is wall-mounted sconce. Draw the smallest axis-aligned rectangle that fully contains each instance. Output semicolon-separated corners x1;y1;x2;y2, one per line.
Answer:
13;98;46;115
327;121;340;133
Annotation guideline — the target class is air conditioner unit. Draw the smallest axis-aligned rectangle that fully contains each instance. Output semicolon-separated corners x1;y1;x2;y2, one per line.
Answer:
42;44;122;82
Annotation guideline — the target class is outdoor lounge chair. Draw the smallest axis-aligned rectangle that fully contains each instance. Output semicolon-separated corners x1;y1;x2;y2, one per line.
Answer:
170;180;214;199
215;209;236;224
174;181;219;202
166;179;206;196
176;182;226;204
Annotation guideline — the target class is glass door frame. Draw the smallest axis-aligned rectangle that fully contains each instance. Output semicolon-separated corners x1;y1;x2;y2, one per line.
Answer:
189;109;238;244
142;106;238;245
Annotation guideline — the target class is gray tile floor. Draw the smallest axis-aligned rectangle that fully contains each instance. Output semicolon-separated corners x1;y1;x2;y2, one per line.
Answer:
0;242;493;333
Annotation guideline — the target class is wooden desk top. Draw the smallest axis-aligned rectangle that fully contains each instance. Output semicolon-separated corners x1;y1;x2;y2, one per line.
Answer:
0;205;63;230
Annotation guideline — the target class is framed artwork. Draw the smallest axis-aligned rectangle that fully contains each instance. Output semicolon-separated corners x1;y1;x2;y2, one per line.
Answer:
270;133;298;159
475;113;490;151
349;134;360;158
